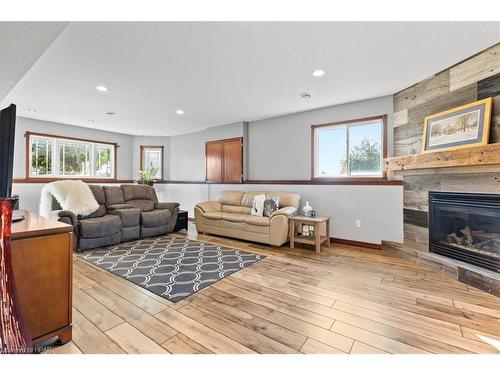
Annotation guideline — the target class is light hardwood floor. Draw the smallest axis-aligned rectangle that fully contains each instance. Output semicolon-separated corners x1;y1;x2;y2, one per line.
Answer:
48;224;500;354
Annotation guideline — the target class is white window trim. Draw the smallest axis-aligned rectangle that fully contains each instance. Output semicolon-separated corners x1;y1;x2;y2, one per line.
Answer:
312;116;386;179
28;133;116;179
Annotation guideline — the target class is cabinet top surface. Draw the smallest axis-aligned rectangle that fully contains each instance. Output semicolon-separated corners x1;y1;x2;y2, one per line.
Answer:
11;210;73;240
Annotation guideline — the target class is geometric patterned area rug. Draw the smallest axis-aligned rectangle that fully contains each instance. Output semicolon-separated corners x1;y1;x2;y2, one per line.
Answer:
77;235;264;302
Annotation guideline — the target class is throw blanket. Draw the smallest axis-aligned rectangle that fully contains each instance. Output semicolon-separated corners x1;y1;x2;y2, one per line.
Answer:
39;180;99;219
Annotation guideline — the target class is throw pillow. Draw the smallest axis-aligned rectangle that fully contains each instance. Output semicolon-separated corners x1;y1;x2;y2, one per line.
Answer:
263;195;279;217
251;194;266;217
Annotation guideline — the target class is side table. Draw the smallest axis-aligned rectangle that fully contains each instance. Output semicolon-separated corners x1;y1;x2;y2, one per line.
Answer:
289;215;331;253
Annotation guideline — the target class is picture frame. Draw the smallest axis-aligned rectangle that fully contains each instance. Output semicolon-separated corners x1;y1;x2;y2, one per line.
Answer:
421;97;493;153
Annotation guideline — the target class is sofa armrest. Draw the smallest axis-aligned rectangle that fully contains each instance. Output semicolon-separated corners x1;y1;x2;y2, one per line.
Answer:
155;202;180;211
57;210;79;236
195;201;222;213
270;206;297;218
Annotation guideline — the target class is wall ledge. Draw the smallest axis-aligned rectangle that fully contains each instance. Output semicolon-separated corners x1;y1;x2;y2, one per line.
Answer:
154;179;403;186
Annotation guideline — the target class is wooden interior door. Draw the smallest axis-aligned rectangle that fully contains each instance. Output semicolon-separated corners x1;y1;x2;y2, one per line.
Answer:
205;141;223;183
222;138;243;183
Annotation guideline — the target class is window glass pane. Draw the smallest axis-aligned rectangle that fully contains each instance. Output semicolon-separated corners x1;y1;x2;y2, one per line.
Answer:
348;121;382;176
317;126;347;177
95;144;113;177
58;140;91;176
142;147;162;179
30;137;53;176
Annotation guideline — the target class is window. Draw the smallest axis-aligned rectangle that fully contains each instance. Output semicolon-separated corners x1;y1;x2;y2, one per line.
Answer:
140;145;163;180
27;132;116;179
312;115;386;179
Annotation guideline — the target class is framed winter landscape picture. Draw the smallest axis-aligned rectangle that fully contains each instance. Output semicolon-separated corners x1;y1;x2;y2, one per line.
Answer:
421;97;493;153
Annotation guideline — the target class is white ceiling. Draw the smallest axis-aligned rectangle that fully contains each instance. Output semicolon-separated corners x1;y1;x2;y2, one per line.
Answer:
2;21;499;136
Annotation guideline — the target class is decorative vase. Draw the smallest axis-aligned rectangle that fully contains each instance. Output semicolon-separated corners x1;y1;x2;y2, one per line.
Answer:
302;201;313;217
0;197;32;354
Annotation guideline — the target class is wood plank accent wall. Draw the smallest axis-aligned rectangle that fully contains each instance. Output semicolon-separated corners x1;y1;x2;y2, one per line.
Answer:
391;43;500;256
393;43;500;157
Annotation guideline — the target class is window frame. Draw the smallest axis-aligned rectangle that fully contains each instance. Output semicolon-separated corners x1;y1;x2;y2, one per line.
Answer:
311;115;388;181
140;145;164;181
25;131;117;181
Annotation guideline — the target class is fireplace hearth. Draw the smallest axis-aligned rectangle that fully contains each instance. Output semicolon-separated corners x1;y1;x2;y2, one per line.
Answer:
429;191;500;273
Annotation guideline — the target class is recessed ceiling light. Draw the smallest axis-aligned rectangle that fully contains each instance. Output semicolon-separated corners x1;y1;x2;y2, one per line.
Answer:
312;69;325;77
176;109;184;115
301;92;312;99
27;108;37;112
96;85;108;92
105;111;116;116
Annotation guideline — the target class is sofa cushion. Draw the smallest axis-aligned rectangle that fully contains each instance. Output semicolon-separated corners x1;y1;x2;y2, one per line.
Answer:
244;215;270;226
122;184;158;202
221;212;248;222
89;185;106;204
79;205;107;219
79;214;122;238
141;209;171;227
241;192;259;207
222;205;251;214
79;186;107;219
205;218;244;231
127;199;155;212
268;192;300;209
241;191;300;209
217;191;244;206
112;208;140;227
204;212;223;220
103;186;125;206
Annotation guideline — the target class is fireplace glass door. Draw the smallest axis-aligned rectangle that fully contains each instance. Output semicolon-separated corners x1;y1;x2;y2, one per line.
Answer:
429;191;500;272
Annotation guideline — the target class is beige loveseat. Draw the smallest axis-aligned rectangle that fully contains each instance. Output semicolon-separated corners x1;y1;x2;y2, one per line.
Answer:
194;190;300;246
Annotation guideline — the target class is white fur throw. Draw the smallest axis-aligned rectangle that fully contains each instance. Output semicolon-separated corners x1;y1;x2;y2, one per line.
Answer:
39;180;99;218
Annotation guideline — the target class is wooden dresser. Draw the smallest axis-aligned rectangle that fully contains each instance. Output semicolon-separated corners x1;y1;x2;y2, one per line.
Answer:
11;210;73;345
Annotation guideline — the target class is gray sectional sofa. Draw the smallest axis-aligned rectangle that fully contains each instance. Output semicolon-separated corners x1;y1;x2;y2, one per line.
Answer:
55;184;179;251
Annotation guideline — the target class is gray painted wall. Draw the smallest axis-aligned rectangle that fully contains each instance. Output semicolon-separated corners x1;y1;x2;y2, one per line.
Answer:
247;96;393;179
169;121;246;180
158;183;403;244
13;117;135;180
167;96;393;181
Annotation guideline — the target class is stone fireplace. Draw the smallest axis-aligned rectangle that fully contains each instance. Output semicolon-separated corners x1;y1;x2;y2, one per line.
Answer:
382;168;500;297
428;191;500;272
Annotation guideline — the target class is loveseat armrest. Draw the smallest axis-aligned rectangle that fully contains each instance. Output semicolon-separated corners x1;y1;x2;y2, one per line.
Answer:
57;210;79;235
155;202;180;211
195;201;222;213
270;206;297;218
107;203;134;211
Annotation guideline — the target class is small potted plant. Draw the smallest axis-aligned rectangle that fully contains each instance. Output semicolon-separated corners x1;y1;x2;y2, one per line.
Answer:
137;166;159;186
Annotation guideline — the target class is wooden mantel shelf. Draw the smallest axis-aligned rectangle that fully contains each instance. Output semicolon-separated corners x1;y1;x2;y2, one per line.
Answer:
384;143;500;171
